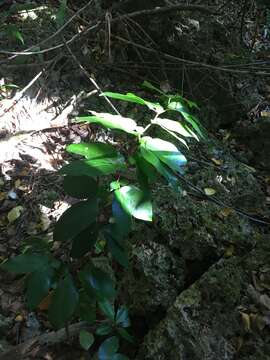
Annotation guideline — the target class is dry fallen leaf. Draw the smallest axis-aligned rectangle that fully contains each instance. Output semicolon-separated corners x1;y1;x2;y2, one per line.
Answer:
219;207;234;218
38;291;53;311
7;206;24;223
204;188;216;196
224;244;235;257
240;312;251;332
211;158;223;166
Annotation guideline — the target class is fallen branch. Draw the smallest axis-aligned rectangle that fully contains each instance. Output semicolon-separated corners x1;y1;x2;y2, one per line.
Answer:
115;4;216;21
0;321;92;360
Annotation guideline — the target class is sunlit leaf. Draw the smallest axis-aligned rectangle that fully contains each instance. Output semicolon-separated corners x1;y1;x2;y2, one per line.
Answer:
141;136;187;174
48;274;79;329
66;142;117;160
114;185;152;222
139;146;178;186
77;112;141;135
59;155;126;177
153;118;196;139
101;92;164;113
53;200;98;242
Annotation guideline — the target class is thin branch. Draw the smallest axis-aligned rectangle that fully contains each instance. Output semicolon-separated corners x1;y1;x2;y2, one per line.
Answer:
114;35;270;76
63;39;121;115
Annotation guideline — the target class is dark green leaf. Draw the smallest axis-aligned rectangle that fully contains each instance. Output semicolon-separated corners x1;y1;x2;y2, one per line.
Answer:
78;291;96;323
80;266;116;299
112;354;129;360
139;146;178;187
71;225;98;258
114;185;152;222
134;153;157;187
96;323;113;336
101;92;164;113
117;328;134;343
63;176;98;199
59;155;126;177
1;254;50;274
48;274;79;329
115;307;130;328
79;330;94;351
142;81;164;95
53;200;98;242
66;142;117;160
112;198;132;239
98;336;119;360
55;0;67;28
104;228;129;268
77;112;141;135
26;268;54;310
98;299;115;321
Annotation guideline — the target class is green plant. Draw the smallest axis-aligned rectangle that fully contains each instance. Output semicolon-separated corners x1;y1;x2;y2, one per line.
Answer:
1;82;203;358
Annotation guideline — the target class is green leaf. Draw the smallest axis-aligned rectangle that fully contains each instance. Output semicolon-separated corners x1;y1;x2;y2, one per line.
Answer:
71;226;98;258
63;176;98;199
112;198;132;239
55;0;67;28
78;291;96;323
98;299;115;321
167;100;204;137
115;307;130;328
104;228;129;268
6;25;24;44
96;323;113;336
112;354;129;360
26;268;54;310
153;118;195;139
141;136;187;174
117;328;134;343
134;153;157;187
114;185;152;222
101;92;164;113
142;81;164;95
53;200;98;242
77;112;141;135
98;336;119;360
48;274;79;329
66;142;117;160
1;254;50;274
139;146;178;186
80;266;116;299
59;155;126;177
79;330;94;351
